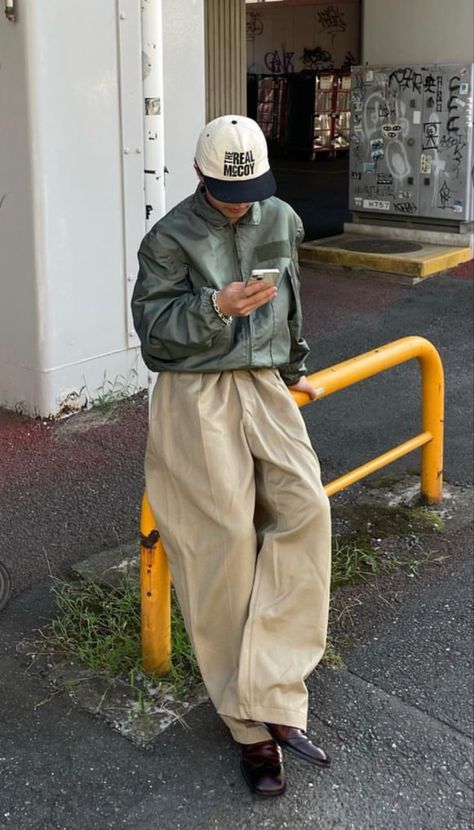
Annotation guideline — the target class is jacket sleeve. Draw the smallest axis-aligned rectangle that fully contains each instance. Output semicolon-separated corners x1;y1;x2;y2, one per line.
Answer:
131;229;229;366
278;215;311;386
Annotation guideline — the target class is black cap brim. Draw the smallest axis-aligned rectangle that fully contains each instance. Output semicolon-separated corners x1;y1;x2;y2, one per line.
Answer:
202;169;276;203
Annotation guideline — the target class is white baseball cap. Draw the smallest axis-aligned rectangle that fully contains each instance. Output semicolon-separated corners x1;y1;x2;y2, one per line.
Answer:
195;114;276;203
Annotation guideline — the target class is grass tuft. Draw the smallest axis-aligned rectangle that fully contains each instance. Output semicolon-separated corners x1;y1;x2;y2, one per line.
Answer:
87;369;139;412
331;536;381;588
40;577;200;694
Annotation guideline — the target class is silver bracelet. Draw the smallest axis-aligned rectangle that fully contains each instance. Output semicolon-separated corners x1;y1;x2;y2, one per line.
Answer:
211;290;233;326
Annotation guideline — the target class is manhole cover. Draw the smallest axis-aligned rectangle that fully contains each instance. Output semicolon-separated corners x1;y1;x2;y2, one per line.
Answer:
340;239;423;254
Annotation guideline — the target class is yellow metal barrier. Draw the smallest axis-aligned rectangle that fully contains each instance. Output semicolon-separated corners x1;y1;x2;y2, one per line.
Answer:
140;335;444;676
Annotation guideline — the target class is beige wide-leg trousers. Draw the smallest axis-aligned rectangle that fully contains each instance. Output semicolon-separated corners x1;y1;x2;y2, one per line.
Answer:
145;369;331;745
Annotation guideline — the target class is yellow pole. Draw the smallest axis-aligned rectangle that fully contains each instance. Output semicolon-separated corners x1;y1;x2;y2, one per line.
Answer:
419;345;444;504
140;492;171;676
140;335;444;675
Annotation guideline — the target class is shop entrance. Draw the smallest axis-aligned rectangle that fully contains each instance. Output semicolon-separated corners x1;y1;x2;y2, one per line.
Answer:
245;0;361;238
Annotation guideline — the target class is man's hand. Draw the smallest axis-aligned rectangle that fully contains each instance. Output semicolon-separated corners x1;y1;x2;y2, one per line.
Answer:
216;281;277;318
288;376;317;401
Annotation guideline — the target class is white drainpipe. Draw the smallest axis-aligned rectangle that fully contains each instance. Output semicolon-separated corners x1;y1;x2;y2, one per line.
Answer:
141;0;166;232
141;0;166;406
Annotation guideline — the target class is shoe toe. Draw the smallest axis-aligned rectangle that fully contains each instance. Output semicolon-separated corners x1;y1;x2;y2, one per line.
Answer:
265;724;331;767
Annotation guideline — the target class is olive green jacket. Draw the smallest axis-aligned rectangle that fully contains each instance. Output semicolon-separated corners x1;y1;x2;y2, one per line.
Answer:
131;184;310;386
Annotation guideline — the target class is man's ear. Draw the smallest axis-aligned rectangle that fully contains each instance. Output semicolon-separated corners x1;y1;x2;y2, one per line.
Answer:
194;163;204;182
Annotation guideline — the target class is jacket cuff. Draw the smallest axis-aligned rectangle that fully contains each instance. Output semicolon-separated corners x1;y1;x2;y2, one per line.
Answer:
279;368;306;387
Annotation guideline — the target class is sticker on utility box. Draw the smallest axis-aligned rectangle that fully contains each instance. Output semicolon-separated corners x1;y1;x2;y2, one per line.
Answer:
420;154;432;174
363;199;390;210
370;138;384;160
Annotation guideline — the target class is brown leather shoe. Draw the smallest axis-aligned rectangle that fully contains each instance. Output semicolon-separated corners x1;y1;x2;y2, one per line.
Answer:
265;723;331;767
240;739;286;797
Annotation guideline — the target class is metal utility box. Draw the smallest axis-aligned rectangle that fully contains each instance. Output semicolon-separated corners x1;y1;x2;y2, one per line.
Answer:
349;63;474;223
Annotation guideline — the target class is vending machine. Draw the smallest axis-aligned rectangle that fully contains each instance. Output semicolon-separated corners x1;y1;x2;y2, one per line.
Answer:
349;64;474;222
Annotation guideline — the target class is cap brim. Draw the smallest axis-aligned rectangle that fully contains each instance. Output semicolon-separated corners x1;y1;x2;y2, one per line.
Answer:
202;169;276;203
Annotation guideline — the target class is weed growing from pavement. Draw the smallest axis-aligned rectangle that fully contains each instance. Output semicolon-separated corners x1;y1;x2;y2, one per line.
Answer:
331;533;428;589
37;576;200;710
331;536;379;588
86;368;140;412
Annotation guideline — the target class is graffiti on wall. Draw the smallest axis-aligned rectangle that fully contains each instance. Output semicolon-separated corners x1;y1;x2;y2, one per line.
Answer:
246;3;359;75
264;50;295;74
300;47;333;70
388;67;422;94
349;65;472;220
317;6;347;37
246;11;263;42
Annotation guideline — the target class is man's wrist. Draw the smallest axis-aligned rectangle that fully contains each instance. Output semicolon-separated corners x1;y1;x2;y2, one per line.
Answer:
211;290;233;325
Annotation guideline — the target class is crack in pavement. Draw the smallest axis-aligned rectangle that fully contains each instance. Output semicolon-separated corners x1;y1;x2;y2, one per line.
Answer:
342;665;473;748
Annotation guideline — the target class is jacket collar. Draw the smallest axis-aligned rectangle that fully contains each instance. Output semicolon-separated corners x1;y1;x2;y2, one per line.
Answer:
193;184;262;228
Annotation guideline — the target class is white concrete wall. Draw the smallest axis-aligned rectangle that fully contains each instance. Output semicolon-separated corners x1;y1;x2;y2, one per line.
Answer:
0;1;147;415
362;0;474;65
162;0;206;211
0;0;206;416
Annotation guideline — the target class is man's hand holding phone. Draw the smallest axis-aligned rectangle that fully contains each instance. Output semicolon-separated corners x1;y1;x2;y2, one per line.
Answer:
216;269;279;318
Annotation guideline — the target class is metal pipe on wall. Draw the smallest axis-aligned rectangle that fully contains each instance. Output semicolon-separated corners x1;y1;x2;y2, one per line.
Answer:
141;0;166;231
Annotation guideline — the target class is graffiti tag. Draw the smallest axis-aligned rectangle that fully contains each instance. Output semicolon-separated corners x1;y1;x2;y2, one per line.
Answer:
446;75;462;133
439;181;453;209
300;47;332;69
393;200;417;214
317;5;346;36
389;68;422;94
422;121;440;151
264;50;295;74
246;11;263;41
439;134;466;171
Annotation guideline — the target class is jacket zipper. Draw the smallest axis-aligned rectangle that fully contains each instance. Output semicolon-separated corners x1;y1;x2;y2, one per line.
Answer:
232;224;253;366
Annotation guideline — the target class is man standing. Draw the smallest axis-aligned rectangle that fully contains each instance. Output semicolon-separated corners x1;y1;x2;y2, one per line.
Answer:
132;115;331;797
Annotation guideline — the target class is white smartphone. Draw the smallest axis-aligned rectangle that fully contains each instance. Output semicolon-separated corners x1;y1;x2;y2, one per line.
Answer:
246;268;280;287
